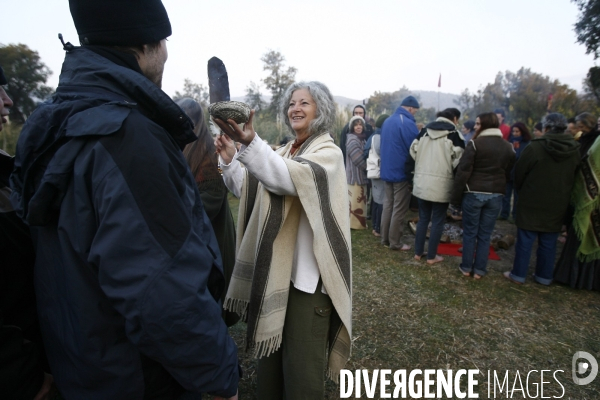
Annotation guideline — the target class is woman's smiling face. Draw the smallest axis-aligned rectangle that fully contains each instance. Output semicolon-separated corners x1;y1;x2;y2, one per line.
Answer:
288;88;317;137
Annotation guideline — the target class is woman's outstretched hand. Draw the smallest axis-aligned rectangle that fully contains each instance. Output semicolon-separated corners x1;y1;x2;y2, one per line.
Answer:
213;109;256;147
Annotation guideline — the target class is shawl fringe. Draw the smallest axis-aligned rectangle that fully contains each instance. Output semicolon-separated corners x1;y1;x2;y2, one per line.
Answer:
223;297;248;320
252;333;283;359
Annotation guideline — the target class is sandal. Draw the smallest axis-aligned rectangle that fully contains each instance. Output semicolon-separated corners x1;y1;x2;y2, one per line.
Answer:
426;255;444;265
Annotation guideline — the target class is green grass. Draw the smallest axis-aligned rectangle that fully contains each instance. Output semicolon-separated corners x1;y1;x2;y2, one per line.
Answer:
217;194;600;399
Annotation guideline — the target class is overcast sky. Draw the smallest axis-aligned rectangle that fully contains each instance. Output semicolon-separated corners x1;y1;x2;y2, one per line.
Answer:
3;0;596;101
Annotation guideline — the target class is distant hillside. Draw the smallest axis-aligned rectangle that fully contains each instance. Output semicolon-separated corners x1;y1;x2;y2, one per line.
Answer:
414;91;459;110
233;90;459;111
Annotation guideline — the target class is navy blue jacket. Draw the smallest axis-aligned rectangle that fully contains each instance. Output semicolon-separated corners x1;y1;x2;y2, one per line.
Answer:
380;107;419;182
10;47;239;399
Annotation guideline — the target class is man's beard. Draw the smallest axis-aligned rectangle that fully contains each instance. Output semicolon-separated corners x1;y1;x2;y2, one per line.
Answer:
146;65;164;89
143;48;166;89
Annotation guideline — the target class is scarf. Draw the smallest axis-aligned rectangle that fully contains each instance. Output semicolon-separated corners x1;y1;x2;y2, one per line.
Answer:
572;136;600;262
224;131;352;381
349;131;368;141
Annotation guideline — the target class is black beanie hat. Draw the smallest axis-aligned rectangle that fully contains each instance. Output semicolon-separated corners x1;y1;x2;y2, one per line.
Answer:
0;66;6;85
69;0;172;46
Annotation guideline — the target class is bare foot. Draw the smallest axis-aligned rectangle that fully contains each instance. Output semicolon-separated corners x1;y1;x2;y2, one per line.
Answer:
400;244;411;251
372;230;381;237
426;255;444;265
473;274;482;280
414;253;426;261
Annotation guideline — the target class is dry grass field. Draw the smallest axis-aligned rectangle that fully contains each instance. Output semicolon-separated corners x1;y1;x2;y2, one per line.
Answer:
222;194;600;400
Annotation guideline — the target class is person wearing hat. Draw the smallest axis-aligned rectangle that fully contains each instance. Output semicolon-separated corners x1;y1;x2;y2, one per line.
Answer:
9;1;239;399
379;95;420;251
339;104;374;165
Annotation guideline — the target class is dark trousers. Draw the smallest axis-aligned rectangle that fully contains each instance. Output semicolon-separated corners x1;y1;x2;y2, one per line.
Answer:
459;193;502;276
414;199;448;259
509;228;559;285
372;202;383;233
500;181;517;220
257;281;332;400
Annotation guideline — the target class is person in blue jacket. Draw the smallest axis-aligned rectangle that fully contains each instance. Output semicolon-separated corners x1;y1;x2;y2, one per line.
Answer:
379;96;420;251
9;1;239;399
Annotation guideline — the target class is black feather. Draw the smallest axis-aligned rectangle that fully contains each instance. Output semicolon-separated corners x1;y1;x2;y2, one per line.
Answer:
208;57;230;103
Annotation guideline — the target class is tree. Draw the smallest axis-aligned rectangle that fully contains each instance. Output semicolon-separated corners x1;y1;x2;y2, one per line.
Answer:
583;66;600;104
0;43;53;124
244;81;266;112
415;107;437;125
173;78;209;107
456;67;600;127
453;89;474;115
261;50;296;113
366;86;414;116
572;0;600;59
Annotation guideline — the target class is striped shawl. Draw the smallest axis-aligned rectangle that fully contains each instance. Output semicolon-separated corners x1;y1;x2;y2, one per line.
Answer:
224;131;352;381
572;137;600;262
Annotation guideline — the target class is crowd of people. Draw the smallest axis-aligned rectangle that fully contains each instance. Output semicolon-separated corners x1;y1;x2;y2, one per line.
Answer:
342;96;600;290
346;97;600;285
1;0;599;399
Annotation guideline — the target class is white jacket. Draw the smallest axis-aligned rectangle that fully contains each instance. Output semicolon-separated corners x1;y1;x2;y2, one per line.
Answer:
410;117;465;203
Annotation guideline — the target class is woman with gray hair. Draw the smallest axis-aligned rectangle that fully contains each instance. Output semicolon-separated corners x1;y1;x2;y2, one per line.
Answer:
214;81;352;399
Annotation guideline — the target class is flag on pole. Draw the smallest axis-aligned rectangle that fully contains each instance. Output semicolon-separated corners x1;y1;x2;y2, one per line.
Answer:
438;73;441;88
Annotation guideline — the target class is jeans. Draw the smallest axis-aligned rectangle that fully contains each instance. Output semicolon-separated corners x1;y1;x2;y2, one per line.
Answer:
414;199;448;259
459;193;502;276
500;181;517;220
372;202;383;233
508;228;559;285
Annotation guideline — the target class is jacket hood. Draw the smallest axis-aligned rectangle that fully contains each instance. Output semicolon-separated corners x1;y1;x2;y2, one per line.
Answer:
10;46;196;226
348;115;365;133
535;132;580;162
353;104;366;117
425;117;457;139
395;106;416;121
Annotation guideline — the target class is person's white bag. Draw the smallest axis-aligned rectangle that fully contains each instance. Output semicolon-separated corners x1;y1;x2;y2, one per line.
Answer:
366;138;380;179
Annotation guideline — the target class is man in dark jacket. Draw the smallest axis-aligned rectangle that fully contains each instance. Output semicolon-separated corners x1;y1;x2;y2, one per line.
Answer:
9;1;239;398
504;113;580;285
379;96;420;251
0;67;54;400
